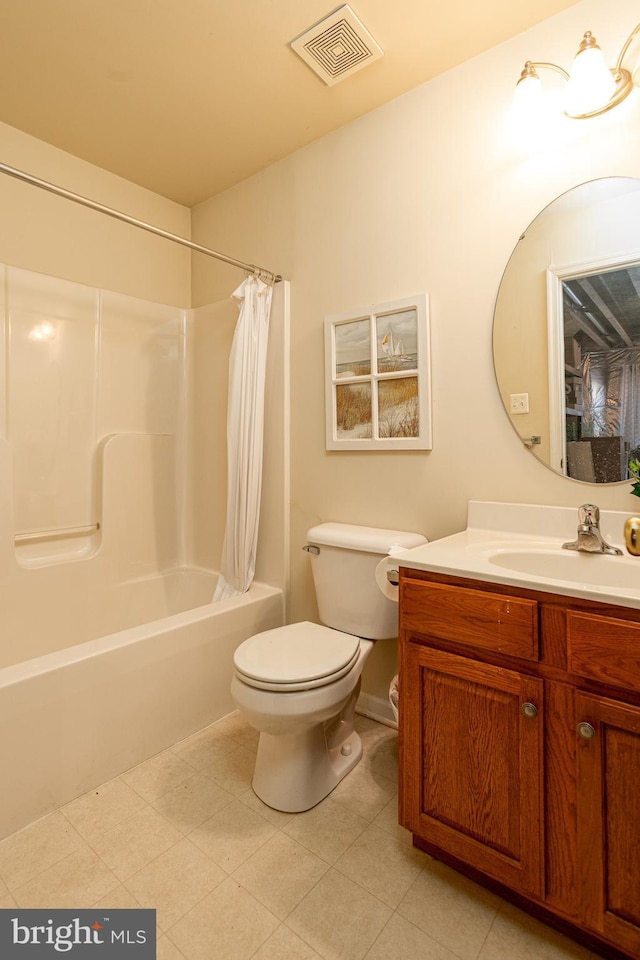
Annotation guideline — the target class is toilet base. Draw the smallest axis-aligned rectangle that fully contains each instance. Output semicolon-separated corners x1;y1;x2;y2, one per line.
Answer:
251;720;363;813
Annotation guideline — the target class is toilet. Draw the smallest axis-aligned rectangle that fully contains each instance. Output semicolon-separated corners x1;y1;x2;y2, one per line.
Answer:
231;522;427;812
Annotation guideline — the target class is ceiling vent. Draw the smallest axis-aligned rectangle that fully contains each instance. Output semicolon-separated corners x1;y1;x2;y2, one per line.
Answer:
290;5;383;86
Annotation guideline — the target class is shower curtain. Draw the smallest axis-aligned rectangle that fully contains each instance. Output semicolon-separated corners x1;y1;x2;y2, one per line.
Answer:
214;276;273;600
583;348;640;447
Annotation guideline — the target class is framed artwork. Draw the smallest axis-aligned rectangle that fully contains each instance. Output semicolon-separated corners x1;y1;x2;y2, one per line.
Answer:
324;294;431;450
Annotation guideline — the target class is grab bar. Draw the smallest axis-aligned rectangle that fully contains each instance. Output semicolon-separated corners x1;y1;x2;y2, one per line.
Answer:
14;522;100;544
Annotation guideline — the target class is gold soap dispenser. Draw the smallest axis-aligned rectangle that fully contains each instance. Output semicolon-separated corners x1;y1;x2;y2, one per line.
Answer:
624;516;640;556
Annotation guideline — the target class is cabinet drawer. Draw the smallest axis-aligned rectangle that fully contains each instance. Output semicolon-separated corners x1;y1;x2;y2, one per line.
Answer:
568;611;640;692
400;578;539;660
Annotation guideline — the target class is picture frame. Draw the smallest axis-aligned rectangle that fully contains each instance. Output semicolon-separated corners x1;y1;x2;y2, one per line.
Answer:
324;294;431;450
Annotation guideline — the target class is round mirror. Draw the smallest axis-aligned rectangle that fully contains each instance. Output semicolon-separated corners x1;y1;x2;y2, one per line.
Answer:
493;177;640;483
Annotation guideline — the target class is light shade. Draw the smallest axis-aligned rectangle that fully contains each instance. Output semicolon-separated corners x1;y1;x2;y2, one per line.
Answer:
513;22;640;124
513;64;543;114
564;32;616;117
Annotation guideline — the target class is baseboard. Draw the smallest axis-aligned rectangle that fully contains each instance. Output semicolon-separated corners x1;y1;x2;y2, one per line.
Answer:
356;691;397;729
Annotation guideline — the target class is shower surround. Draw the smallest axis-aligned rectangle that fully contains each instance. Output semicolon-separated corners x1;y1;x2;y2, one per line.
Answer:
0;264;288;838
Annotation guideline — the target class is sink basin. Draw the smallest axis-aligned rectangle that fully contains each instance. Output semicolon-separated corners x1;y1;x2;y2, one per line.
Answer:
488;548;640;590
397;501;640;609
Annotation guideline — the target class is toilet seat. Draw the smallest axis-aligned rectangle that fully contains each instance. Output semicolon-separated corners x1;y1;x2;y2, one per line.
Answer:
233;621;361;692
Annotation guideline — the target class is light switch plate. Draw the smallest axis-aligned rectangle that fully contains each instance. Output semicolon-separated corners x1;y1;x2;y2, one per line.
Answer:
509;393;529;414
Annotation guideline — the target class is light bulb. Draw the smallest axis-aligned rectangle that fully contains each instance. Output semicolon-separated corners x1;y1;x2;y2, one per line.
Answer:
564;32;615;117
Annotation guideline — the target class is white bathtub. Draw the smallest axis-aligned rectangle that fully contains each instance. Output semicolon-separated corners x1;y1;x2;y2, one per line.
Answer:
0;570;283;839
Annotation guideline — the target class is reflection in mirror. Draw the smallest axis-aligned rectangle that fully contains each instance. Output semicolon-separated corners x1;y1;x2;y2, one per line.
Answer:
561;265;640;482
493;177;640;483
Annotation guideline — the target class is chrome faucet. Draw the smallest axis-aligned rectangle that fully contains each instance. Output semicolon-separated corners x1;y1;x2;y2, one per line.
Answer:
563;504;622;556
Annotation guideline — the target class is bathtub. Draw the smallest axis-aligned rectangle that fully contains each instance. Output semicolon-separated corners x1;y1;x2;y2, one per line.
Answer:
0;569;283;839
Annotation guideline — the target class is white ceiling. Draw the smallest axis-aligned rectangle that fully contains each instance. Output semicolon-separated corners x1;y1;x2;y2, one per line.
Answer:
0;1;579;206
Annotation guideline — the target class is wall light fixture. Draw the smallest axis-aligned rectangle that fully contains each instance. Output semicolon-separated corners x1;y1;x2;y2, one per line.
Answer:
514;23;640;119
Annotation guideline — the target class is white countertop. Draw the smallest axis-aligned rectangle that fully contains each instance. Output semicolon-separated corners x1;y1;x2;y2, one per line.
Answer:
397;501;640;609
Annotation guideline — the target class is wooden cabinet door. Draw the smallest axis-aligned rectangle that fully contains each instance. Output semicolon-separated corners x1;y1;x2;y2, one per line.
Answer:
401;643;544;897
576;692;640;956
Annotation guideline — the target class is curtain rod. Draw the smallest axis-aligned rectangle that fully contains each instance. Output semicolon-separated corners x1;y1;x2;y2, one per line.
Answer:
0;161;282;284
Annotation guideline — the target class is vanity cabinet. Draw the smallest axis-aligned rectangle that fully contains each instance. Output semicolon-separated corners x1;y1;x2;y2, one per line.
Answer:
576;692;640;955
403;642;545;896
398;569;640;960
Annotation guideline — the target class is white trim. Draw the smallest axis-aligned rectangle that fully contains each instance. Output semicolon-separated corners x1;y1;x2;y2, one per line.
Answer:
278;281;292;622
546;267;567;475
356;691;398;728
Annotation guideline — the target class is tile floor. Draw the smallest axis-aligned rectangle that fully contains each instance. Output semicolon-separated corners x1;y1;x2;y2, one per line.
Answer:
0;713;600;960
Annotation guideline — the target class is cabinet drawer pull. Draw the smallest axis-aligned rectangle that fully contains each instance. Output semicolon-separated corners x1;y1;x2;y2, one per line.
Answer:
577;721;596;740
521;702;538;719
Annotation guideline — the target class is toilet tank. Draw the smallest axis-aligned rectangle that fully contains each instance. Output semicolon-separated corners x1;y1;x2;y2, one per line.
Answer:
306;522;427;639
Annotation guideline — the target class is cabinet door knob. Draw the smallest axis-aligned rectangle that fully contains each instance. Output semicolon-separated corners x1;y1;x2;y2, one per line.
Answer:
521;702;538;719
577;721;596;740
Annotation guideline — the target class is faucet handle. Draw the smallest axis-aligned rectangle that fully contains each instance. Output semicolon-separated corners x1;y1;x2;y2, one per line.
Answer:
579;503;599;525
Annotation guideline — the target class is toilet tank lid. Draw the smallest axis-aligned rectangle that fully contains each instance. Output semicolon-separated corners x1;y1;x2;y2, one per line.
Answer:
306;522;427;554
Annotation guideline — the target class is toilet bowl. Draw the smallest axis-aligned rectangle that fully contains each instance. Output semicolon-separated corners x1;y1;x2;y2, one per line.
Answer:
232;621;373;812
231;522;427;812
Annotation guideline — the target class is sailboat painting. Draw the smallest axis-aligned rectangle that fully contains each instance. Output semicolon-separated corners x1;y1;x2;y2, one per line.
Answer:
324;294;431;450
377;309;418;372
381;330;404;360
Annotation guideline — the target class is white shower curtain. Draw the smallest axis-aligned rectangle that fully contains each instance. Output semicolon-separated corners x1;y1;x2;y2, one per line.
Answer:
214;275;273;600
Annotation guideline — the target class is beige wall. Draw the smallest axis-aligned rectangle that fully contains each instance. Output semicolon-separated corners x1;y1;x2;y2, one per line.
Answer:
0;121;191;305
191;0;640;703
